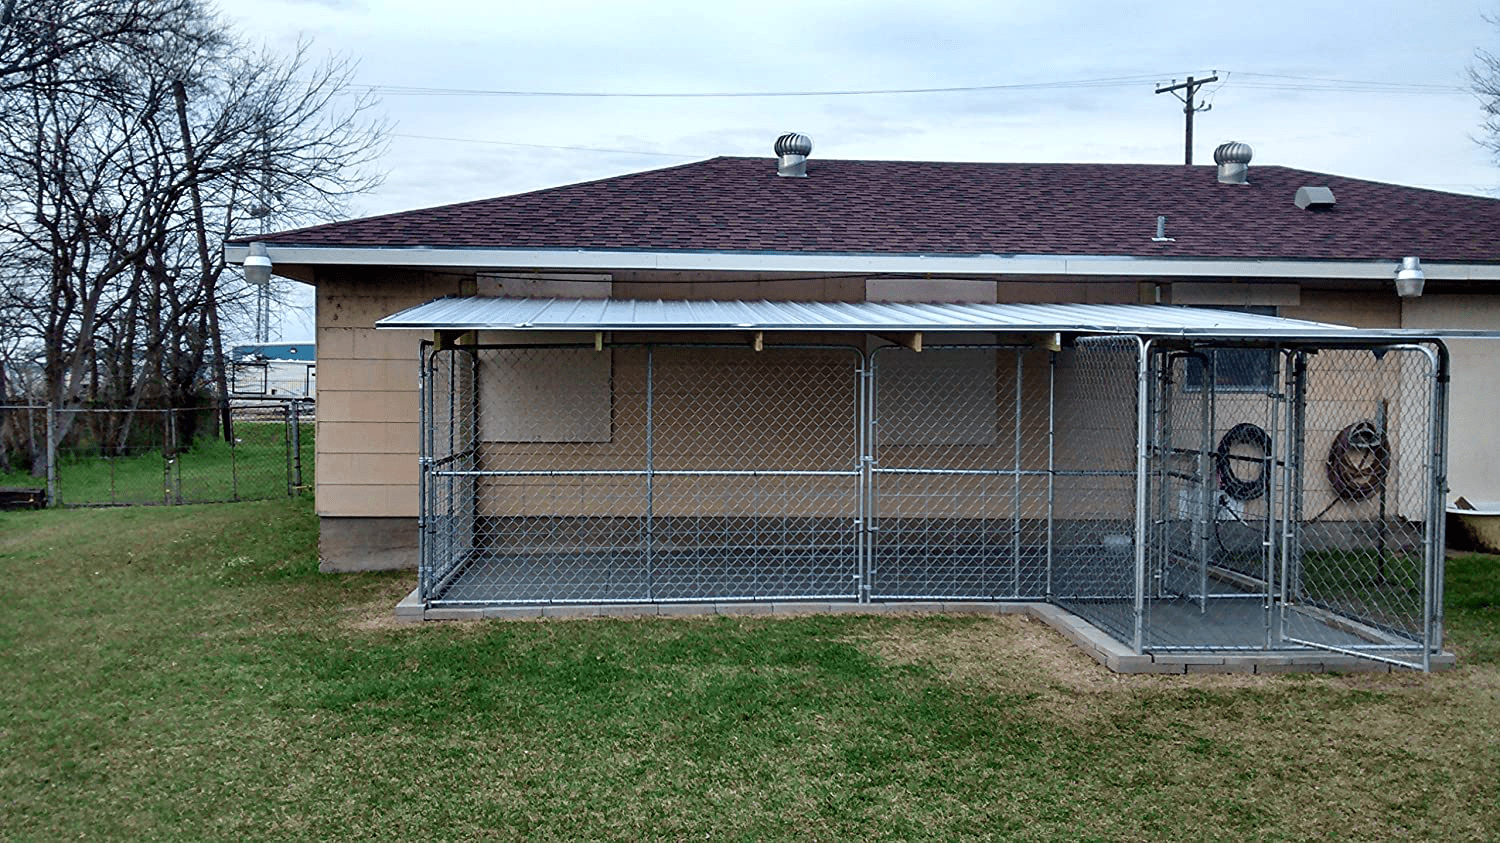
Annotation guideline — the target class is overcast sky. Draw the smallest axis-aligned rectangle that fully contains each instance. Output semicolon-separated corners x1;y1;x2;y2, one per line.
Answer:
215;0;1500;340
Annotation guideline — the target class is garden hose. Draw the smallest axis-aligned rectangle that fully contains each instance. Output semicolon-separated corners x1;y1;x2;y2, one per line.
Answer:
1325;420;1389;501
1216;422;1271;501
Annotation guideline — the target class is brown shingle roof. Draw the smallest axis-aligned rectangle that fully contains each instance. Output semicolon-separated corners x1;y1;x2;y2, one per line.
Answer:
245;157;1500;263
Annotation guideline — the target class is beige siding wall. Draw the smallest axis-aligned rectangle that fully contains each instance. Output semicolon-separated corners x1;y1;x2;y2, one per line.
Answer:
1281;289;1401;328
1402;294;1500;503
316;268;472;518
314;273;1485;529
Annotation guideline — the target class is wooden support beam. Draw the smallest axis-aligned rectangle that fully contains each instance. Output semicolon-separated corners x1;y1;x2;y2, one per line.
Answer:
875;332;922;352
594;331;604;352
752;331;764;352
433;330;474;351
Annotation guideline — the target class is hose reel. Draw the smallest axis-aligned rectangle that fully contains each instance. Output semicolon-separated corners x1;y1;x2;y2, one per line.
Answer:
1326;420;1389;501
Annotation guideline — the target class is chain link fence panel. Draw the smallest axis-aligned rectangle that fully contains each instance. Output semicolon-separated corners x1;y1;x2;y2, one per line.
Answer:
0;401;311;507
416;336;1446;669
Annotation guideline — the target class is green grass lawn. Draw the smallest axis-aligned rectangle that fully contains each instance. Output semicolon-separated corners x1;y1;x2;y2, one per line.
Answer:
2;499;1497;840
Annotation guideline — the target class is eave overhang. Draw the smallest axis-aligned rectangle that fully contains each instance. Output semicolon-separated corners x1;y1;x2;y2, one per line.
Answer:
221;244;1500;283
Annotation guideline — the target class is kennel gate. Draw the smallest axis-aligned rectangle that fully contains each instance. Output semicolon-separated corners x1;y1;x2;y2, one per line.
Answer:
417;336;1446;669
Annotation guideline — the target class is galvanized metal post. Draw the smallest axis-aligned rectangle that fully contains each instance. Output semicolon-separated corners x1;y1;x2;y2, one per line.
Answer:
856;350;870;603
229;403;240;502
1045;351;1056;602
292;400;304;493
1423;342;1450;672
284;401;294;496
1133;339;1152;655
1197;352;1214;613
1261;350;1282;651
1154;353;1172;602
1277;350;1306;647
860;350;877;603
645;345;655;602
1012;350;1023;598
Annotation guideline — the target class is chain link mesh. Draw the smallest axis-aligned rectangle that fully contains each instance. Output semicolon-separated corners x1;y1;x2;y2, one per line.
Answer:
1048;337;1144;643
1282;346;1439;664
416;336;1444;667
0;402;310;507
869;346;1051;599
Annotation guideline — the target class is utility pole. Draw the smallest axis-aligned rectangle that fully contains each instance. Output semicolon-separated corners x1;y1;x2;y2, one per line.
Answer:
1155;74;1219;164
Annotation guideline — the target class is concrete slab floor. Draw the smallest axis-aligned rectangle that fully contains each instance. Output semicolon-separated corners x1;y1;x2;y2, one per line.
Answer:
394;587;1454;674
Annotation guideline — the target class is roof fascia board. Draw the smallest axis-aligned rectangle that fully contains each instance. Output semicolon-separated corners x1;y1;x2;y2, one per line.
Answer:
221;244;1500;281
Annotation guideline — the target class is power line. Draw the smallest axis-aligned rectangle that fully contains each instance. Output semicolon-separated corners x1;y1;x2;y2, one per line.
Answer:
1231;72;1466;94
364;73;1169;99
393;132;704;158
365;70;1471;100
1155;75;1218;165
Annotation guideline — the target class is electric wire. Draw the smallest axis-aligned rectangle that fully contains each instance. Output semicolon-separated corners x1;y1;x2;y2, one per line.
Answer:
363;73;1168;99
363;70;1469;100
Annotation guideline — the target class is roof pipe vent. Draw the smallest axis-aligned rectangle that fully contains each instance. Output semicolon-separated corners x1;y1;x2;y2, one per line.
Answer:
774;132;813;178
1213;141;1252;185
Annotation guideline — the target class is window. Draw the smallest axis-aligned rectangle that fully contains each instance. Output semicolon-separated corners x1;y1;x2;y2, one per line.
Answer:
1182;307;1278;393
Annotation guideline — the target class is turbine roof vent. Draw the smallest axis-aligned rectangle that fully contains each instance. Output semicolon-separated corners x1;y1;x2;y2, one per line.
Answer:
1213;141;1253;185
774;132;813;178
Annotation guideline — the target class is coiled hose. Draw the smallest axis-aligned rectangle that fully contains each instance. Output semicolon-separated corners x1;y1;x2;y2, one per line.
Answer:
1216;422;1271;501
1325;420;1389;501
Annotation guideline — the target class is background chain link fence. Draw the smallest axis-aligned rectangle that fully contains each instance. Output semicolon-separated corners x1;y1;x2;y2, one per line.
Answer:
0;401;312;507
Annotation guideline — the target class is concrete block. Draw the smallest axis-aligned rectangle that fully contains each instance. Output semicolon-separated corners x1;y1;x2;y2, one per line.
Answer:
1255;662;1325;674
1186;661;1255;674
426;607;483;621
1109;655;1185;674
715;603;773;616
481;606;544;619
596;604;656;618
771;602;834;615
1323;659;1393;674
992;602;1041;615
656;603;716;617
824;602;881;614
542;605;602;618
394;587;424;623
941;601;1004;615
889;602;944;614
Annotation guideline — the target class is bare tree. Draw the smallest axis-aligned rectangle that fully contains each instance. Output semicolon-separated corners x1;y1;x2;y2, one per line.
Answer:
1473;17;1500;162
0;1;385;471
0;0;203;91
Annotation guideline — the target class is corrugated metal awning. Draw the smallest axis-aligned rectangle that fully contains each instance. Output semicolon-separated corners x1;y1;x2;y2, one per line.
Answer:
375;296;1405;340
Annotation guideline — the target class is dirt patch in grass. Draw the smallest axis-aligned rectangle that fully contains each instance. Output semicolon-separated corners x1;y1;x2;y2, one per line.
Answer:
342;576;421;632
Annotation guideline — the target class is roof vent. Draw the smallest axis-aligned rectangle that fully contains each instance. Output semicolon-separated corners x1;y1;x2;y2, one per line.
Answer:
1294;185;1336;210
1213;141;1252;184
774;132;813;178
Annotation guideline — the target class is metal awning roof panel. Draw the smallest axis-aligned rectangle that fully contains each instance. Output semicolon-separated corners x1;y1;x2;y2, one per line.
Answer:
374;296;1440;342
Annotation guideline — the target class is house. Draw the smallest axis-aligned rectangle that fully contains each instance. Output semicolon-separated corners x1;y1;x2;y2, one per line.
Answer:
229;342;316;399
225;138;1500;670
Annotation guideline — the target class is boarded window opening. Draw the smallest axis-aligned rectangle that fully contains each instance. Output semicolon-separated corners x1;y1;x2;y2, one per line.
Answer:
481;349;612;442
